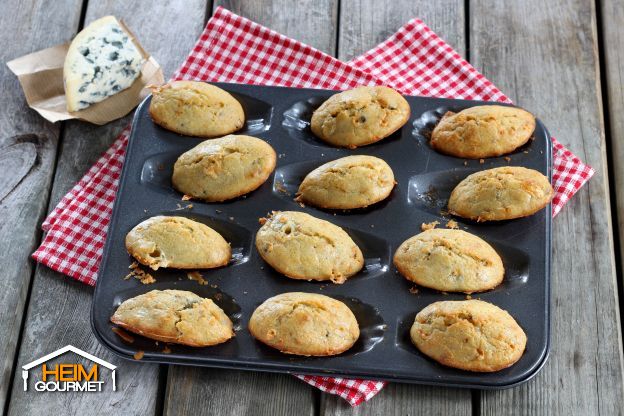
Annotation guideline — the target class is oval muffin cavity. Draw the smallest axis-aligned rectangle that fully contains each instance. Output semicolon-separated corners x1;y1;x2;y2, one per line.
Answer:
172;135;277;202
296;155;395;209
111;290;234;347
394;229;504;293
149;81;245;137
255;211;364;283
448;166;554;221
430;105;536;159
248;292;360;356
410;299;527;372
125;216;231;270
310;86;410;148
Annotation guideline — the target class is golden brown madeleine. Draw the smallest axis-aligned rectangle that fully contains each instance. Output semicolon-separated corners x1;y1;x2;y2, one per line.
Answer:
310;86;410;148
410;300;527;372
125;216;230;270
430;105;536;159
448;166;553;221
394;229;504;293
248;292;359;356
172;135;276;202
296;155;395;209
111;290;234;347
255;211;364;283
149;81;244;137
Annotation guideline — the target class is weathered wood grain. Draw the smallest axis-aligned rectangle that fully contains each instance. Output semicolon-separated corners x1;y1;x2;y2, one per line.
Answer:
0;0;83;410
601;1;624;298
470;1;624;414
6;1;210;415
217;0;338;52
319;1;473;414
162;2;337;415
164;368;317;416
337;0;466;60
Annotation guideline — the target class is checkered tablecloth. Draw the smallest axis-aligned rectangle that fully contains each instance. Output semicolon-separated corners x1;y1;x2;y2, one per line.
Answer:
32;7;594;406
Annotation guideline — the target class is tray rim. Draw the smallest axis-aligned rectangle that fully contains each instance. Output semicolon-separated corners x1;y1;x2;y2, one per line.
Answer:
91;82;552;389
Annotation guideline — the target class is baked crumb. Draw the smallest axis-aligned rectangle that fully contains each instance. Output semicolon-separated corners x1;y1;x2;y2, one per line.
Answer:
298;202;305;208
466;294;473;300
187;271;208;285
216;209;222;214
181;194;192;201
210;284;218;289
214;293;223;301
421;221;440;231
446;220;459;229
504;156;511;162
275;181;289;194
125;262;155;284
112;327;134;343
133;351;144;360
463;161;468;166
409;286;419;294
479;159;485;164
138;273;156;285
523;150;529;154
162;346;172;354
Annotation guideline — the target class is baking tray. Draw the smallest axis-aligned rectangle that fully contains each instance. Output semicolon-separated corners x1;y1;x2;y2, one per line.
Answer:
92;83;551;389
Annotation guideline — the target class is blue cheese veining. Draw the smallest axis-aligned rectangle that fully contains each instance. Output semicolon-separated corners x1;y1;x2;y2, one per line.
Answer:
63;16;144;112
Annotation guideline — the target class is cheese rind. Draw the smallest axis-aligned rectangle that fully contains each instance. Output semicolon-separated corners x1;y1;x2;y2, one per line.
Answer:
63;16;144;112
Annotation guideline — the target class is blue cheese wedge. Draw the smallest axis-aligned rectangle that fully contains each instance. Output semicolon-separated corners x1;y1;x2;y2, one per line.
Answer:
63;16;144;112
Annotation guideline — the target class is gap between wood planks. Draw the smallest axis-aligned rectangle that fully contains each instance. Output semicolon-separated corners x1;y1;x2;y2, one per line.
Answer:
595;0;624;345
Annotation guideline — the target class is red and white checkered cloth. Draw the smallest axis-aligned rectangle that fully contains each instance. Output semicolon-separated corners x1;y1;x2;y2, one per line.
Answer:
32;7;594;406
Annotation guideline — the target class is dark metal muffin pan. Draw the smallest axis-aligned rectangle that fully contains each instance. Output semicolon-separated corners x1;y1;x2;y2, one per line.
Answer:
92;83;551;389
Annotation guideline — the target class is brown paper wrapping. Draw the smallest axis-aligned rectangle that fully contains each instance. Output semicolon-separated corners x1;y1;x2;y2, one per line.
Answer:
6;18;164;125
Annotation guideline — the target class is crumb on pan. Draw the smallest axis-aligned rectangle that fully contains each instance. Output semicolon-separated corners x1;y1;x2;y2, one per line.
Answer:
133;350;144;360
421;221;440;231
275;181;289;194
181;194;192;201
187;271;208;285
504;156;511;162
125;262;156;284
409;286;419;294
163;346;172;354
479;159;485;164
446;220;459;229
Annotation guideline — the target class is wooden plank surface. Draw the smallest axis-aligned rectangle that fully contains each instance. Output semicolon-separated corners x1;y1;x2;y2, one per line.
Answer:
470;1;624;414
6;1;210;415
162;2;337;415
601;1;624;293
0;0;83;410
320;1;473;414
